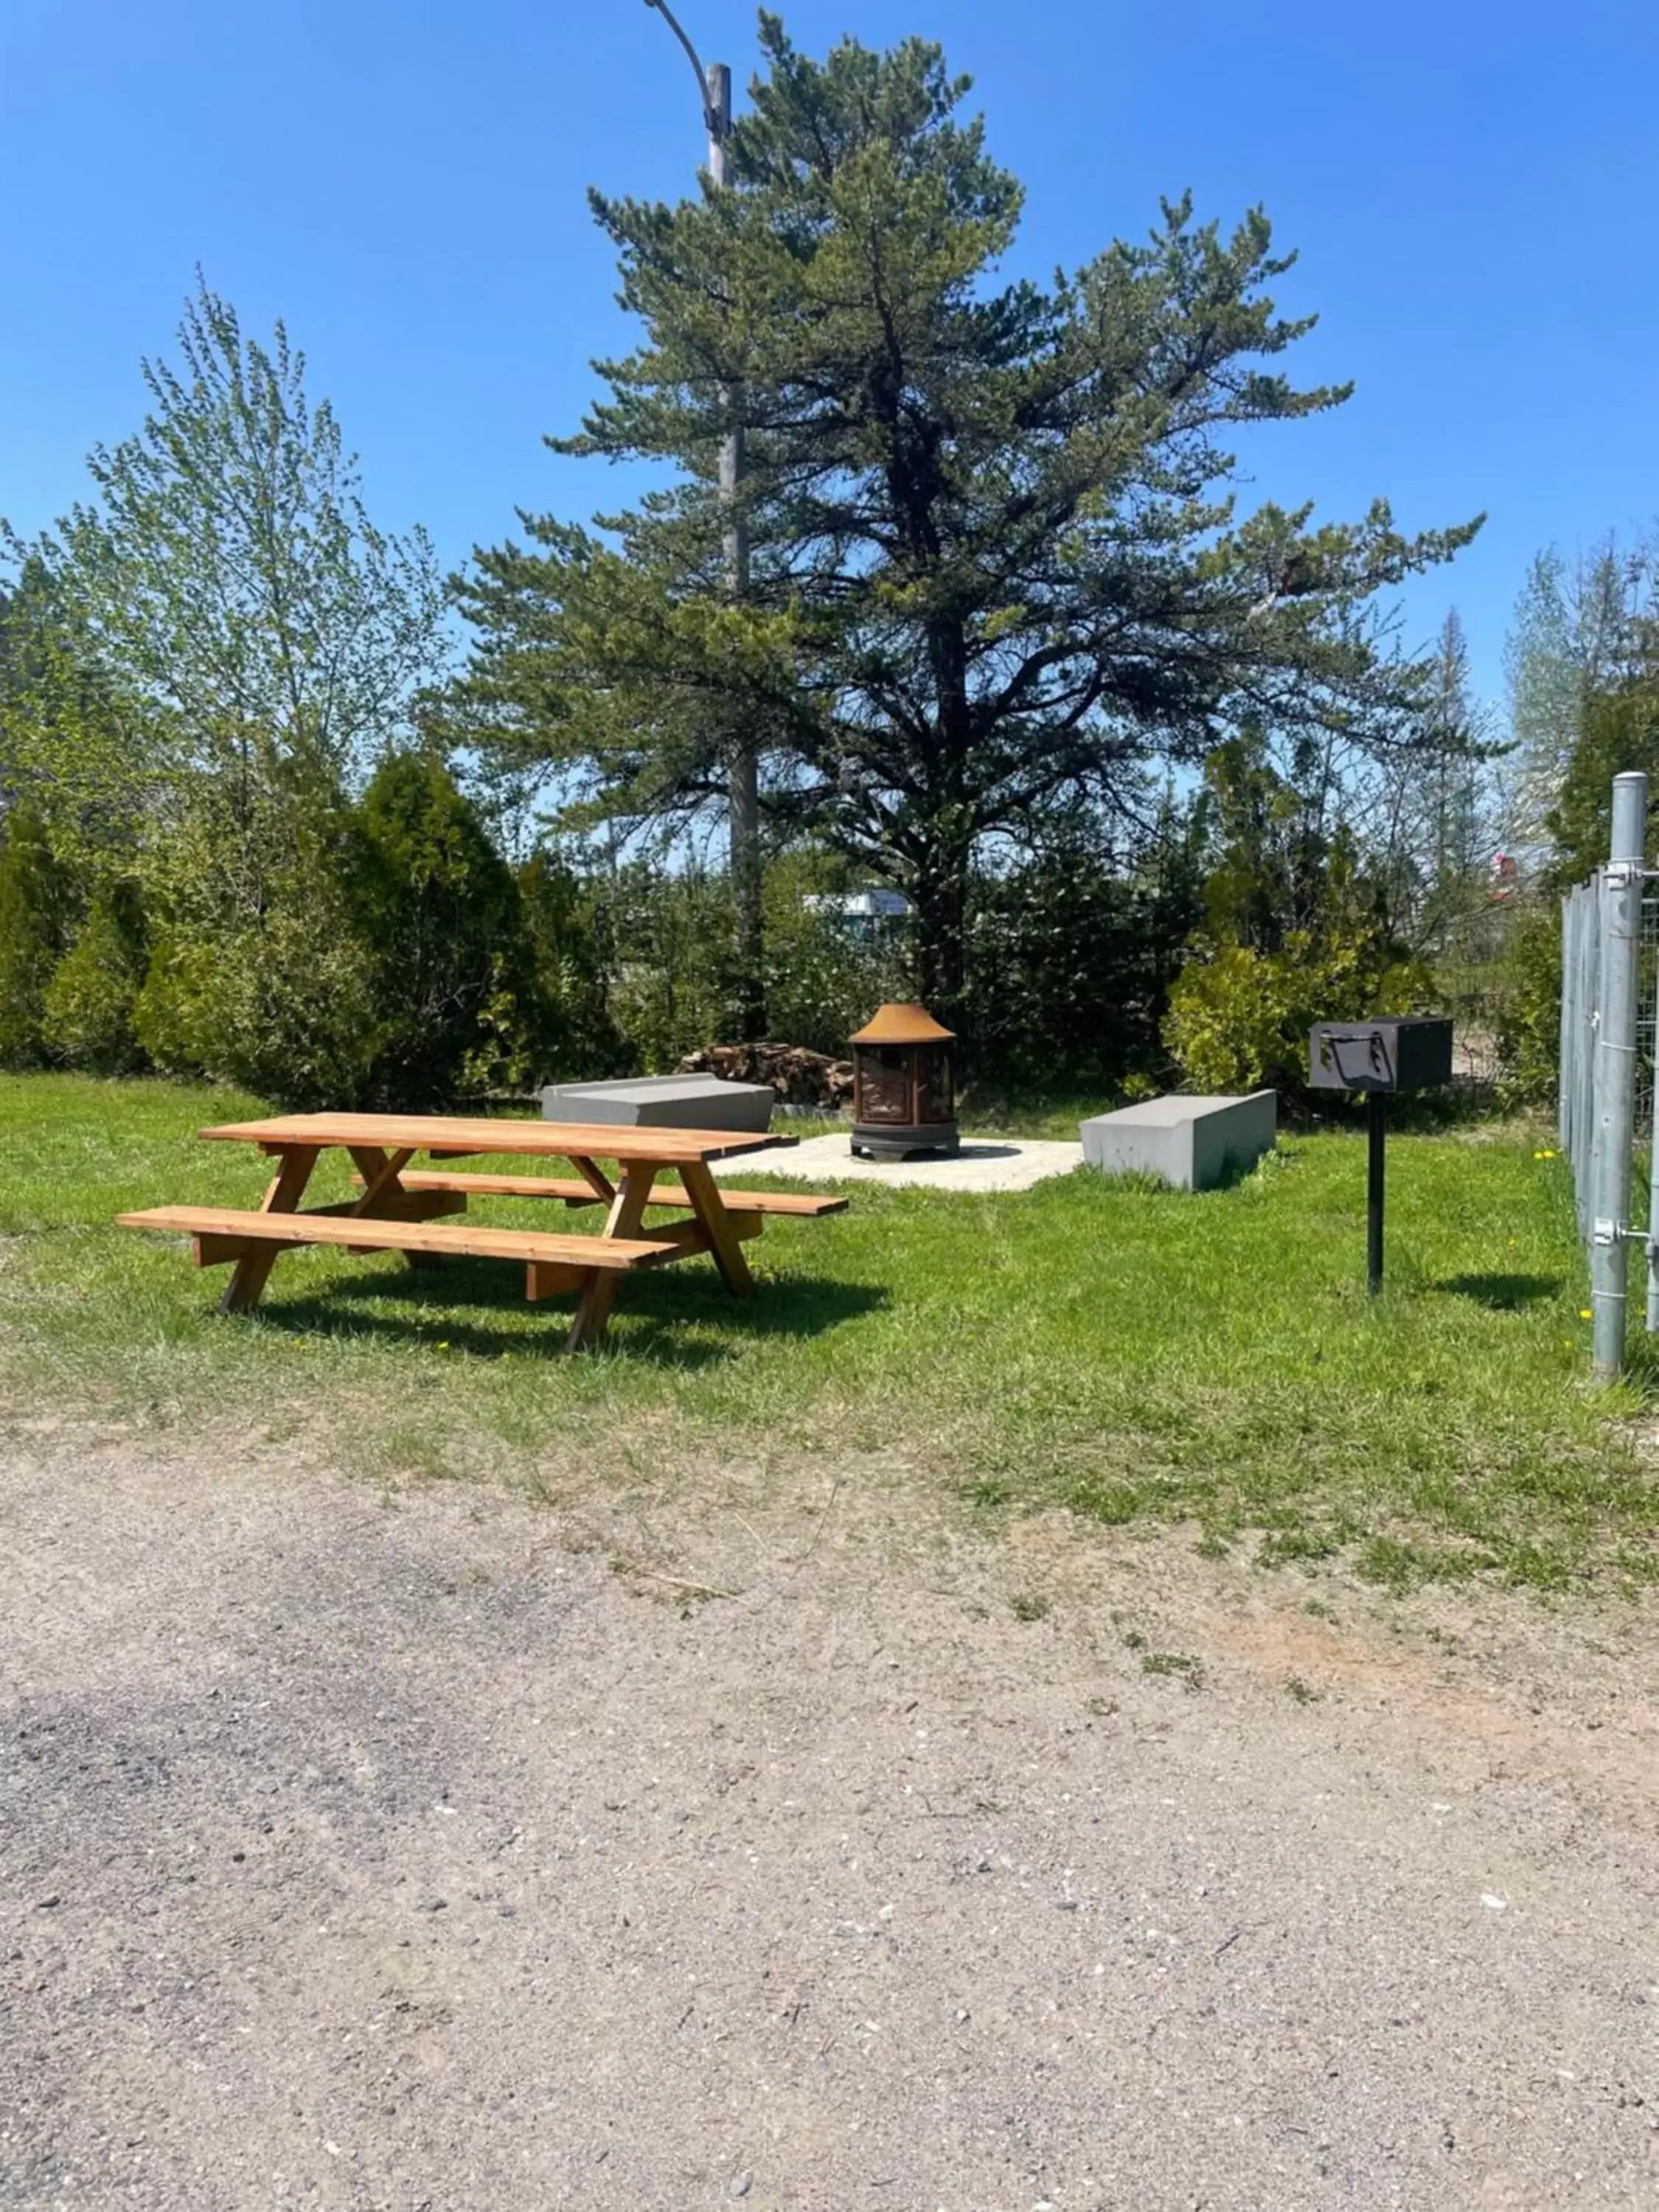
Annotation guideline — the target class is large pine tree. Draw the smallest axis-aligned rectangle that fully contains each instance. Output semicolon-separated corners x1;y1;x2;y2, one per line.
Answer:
455;15;1479;1026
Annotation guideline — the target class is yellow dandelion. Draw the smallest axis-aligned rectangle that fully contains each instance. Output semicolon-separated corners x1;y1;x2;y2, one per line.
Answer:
1534;1148;1557;1161
1579;1309;1593;1321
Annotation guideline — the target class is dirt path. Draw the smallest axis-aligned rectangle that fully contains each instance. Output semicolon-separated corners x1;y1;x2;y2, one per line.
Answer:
3;1422;1658;2210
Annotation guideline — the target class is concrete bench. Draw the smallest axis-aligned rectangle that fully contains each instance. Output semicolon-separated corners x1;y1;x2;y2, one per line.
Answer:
540;1074;774;1134
1080;1091;1276;1191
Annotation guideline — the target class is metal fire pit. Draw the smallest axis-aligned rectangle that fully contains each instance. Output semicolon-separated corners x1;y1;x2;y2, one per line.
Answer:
849;1003;959;1161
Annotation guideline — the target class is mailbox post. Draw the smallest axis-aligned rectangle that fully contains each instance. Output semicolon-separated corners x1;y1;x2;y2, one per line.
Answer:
1309;1018;1455;1296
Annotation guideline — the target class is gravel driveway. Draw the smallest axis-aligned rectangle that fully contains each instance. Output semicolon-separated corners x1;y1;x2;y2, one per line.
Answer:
4;1422;1657;2209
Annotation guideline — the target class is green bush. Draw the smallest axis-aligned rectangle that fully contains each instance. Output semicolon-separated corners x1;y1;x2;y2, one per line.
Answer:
517;852;628;1082
350;754;542;1108
962;840;1201;1088
1489;897;1562;1107
41;877;148;1071
136;906;378;1108
1164;927;1427;1095
0;809;76;1067
591;863;731;1072
124;757;623;1110
133;801;379;1107
760;854;909;1058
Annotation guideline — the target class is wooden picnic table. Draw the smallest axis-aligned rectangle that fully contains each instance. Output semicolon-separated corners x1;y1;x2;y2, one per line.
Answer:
118;1111;847;1352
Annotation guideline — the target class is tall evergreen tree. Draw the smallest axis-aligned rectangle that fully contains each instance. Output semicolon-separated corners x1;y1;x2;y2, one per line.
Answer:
1366;608;1495;951
455;15;1478;1025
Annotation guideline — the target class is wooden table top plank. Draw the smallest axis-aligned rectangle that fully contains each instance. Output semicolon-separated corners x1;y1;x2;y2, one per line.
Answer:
119;1205;680;1270
195;1113;796;1166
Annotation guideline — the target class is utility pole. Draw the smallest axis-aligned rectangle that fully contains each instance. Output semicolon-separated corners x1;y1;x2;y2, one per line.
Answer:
642;2;764;1040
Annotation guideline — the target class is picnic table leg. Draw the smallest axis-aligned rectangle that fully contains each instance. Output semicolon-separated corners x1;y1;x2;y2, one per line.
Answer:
567;1162;657;1352
347;1145;416;1214
346;1146;442;1267
569;1157;616;1206
221;1144;321;1315
675;1159;755;1296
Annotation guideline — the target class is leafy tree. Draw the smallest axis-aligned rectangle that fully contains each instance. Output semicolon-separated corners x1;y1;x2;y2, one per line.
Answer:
0;554;150;860
1504;543;1659;886
1166;723;1430;1093
758;847;911;1058
585;858;734;1071
1484;548;1659;1107
1195;723;1344;953
1503;539;1655;851
40;276;448;796
1416;611;1490;907
1360;608;1500;956
18;276;452;1065
455;15;1478;1028
4;281;467;1104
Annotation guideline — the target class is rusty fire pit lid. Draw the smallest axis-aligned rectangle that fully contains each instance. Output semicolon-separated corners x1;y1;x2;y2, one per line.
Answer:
849;1001;956;1046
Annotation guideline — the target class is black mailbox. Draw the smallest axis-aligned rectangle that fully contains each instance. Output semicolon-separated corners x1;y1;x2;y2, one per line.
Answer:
1308;1016;1454;1095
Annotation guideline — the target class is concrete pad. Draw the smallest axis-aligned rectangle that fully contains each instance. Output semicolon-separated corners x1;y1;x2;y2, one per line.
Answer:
713;1130;1082;1193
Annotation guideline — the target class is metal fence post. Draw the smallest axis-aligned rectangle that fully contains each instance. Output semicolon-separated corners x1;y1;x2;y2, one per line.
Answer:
1591;772;1646;1380
1559;893;1571;1153
1589;874;1607;1249
1583;881;1601;1234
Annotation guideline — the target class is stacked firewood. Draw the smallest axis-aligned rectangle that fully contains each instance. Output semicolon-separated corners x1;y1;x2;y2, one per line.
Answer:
677;1043;855;1113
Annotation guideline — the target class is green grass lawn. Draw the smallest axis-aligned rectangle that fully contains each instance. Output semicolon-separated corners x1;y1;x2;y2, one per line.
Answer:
1;1072;1652;1593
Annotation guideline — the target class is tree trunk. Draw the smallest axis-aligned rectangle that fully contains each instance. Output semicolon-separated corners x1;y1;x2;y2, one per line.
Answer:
728;731;765;1042
719;383;765;1040
910;833;971;1036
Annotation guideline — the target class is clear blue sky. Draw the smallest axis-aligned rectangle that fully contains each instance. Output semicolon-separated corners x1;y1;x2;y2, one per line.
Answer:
3;0;1654;712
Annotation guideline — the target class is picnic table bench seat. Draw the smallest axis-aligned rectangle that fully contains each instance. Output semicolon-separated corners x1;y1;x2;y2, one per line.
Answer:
117;1203;685;1277
372;1169;849;1218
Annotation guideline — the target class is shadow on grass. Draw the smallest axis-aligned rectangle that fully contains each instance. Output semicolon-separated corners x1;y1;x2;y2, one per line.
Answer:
1433;1271;1564;1312
257;1257;888;1369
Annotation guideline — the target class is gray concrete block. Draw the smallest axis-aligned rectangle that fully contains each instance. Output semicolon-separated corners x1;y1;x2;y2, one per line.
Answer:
1079;1091;1277;1191
540;1074;775;1133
